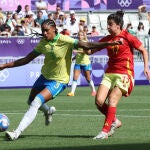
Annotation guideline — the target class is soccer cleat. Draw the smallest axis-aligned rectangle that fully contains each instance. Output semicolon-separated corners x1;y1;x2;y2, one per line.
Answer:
108;119;122;137
5;131;19;141
93;131;108;140
67;92;74;96
44;106;56;126
91;91;96;96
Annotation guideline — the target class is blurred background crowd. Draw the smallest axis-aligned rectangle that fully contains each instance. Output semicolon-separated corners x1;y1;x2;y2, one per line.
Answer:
0;1;101;37
0;0;150;40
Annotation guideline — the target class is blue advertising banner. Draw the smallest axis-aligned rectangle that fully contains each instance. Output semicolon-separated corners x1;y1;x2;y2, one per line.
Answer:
0;37;149;88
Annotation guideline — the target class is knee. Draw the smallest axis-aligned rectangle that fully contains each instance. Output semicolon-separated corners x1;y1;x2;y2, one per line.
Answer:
95;97;104;108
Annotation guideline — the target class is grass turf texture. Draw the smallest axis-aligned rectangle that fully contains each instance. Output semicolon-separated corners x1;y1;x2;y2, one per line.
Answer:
0;85;150;150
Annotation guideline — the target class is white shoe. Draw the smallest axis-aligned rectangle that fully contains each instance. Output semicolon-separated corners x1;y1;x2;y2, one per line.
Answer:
44;106;56;126
108;119;122;137
93;131;108;140
5;131;20;141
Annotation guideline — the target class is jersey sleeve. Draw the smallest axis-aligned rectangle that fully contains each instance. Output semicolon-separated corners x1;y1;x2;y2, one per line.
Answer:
126;33;142;49
33;38;46;54
59;34;79;49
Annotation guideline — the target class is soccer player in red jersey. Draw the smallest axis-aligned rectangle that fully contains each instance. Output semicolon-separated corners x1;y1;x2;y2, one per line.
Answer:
89;11;150;139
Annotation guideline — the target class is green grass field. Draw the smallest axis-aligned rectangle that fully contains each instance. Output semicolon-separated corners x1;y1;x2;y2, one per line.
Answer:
0;85;150;150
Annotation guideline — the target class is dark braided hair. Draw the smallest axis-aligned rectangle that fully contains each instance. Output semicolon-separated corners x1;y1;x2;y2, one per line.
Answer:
29;19;58;38
41;19;58;34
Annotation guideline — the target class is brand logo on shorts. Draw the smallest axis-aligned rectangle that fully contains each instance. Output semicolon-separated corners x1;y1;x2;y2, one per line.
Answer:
54;83;60;89
118;0;132;7
0;70;9;81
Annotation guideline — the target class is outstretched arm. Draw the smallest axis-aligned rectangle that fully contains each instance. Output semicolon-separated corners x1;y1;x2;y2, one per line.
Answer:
0;51;39;71
78;40;122;54
78;40;122;51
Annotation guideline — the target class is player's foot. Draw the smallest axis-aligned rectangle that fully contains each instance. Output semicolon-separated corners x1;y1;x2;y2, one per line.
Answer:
67;92;74;96
108;119;122;137
93;131;108;140
44;106;56;126
5;131;20;141
91;91;96;96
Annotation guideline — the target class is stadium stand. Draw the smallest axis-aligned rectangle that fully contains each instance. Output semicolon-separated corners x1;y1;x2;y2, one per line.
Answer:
0;8;150;60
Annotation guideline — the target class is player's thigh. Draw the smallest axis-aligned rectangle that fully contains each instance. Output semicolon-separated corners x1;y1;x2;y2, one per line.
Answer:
83;70;91;80
28;75;46;104
96;84;110;105
82;64;91;80
39;88;53;101
28;87;47;105
29;88;42;100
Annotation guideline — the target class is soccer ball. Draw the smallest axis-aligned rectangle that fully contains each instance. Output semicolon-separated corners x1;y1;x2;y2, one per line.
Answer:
0;113;10;132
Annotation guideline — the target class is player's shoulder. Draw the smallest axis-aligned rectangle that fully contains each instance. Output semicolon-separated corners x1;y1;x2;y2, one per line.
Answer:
59;33;73;40
121;29;135;39
99;34;112;42
38;38;48;45
59;33;77;44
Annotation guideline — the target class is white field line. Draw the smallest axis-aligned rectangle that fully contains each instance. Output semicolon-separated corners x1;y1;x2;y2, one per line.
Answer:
3;113;150;118
2;109;150;118
2;109;150;112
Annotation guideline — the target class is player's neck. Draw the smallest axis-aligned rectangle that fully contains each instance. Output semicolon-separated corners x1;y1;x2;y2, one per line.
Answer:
112;30;122;37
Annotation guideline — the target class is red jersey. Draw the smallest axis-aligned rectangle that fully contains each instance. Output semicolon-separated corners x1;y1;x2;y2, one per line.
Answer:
99;30;142;77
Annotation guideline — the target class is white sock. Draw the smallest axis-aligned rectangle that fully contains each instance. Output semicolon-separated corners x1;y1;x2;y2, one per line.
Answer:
71;81;77;93
14;97;42;136
89;80;96;92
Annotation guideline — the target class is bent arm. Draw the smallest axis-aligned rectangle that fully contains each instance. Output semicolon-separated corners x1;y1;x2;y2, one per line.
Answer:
137;45;150;80
0;51;39;70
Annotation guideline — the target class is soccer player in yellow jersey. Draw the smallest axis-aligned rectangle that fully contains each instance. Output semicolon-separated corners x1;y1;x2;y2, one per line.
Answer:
67;31;96;97
0;19;122;141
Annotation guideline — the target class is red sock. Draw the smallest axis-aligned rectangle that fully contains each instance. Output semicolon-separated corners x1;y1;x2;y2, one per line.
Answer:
102;106;116;133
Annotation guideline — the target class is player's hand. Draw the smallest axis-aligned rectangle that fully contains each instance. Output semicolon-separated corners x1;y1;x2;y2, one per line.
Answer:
0;64;5;71
110;40;123;46
144;68;150;80
83;49;94;55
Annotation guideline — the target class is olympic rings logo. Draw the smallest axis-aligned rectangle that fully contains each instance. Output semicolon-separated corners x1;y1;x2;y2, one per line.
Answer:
0;70;9;82
16;39;25;44
118;0;132;7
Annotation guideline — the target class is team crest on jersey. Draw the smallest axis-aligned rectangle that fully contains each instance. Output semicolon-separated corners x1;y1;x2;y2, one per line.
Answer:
112;45;119;54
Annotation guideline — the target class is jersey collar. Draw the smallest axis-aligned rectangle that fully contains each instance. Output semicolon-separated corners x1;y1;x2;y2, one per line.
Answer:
48;33;60;43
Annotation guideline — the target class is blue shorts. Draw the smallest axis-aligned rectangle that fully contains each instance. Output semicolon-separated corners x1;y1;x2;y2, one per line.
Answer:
33;75;67;99
74;64;92;71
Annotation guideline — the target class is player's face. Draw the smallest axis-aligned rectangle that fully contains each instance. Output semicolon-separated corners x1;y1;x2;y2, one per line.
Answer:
78;32;84;40
42;25;56;41
107;19;121;35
